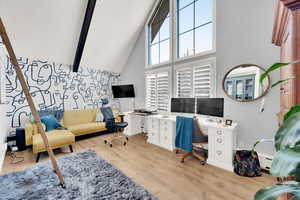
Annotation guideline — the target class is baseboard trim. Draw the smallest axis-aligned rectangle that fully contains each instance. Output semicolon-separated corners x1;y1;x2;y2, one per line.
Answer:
207;159;234;172
0;143;7;172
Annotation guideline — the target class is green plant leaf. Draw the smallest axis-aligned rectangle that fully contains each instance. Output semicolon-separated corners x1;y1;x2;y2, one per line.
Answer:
271;74;300;88
270;148;300;180
260;59;300;83
255;182;300;200
275;112;300;151
260;62;289;83
284;105;300;122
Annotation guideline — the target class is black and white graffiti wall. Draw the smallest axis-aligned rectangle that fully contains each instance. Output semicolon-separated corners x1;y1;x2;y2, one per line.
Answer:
0;39;120;131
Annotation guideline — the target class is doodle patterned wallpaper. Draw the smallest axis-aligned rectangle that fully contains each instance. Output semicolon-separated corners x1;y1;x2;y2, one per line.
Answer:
0;38;120;131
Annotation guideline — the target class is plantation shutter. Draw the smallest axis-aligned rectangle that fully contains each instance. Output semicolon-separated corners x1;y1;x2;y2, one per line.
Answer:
193;65;211;98
146;74;157;110
176;68;193;97
156;72;169;111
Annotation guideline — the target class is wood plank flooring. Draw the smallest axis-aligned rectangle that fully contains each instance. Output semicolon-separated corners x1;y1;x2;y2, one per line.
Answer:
1;133;275;200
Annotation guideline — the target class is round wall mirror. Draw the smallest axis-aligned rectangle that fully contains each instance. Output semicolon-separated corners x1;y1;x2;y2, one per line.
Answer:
223;64;270;102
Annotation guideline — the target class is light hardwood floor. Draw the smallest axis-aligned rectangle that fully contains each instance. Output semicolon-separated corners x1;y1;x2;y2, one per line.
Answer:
2;133;275;200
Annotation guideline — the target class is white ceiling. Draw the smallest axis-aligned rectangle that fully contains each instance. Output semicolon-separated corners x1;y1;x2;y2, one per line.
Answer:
0;0;156;73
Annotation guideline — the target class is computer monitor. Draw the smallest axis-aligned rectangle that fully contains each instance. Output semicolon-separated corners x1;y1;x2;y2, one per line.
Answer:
196;98;224;117
112;85;135;98
171;98;195;114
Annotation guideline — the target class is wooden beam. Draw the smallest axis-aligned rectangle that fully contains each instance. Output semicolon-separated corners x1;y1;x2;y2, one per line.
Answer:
0;17;65;187
73;0;97;72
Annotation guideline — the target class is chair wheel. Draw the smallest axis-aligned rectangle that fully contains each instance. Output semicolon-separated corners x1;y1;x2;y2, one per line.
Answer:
126;137;129;141
124;142;127;146
110;144;113;148
104;140;107;144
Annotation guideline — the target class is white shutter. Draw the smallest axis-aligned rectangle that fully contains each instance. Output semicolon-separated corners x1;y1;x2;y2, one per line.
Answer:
146;70;170;111
146;74;157;110
176;68;193;97
193;65;211;98
156;72;169;111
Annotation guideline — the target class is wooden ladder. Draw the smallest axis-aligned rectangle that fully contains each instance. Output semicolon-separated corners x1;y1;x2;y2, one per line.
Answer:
0;17;65;187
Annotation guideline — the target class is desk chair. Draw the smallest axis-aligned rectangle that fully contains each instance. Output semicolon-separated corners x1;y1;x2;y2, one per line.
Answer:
101;107;129;147
175;117;208;164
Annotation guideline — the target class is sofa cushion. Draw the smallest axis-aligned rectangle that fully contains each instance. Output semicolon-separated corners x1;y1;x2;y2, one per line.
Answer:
66;122;106;136
32;130;75;153
62;109;99;126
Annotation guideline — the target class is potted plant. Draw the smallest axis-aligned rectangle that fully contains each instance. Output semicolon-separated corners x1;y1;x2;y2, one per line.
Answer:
255;60;300;200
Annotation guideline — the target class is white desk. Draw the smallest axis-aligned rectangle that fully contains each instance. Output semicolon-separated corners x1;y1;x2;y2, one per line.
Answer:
124;112;238;172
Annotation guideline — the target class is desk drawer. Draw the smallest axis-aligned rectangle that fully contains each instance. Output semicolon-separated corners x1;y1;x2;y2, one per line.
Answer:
209;146;232;163
147;118;159;132
159;119;175;150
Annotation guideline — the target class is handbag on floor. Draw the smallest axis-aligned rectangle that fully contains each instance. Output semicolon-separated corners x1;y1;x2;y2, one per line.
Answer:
233;139;274;177
233;150;262;177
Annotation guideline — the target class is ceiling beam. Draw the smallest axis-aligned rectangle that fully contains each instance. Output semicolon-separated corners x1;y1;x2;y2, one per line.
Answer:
73;0;97;72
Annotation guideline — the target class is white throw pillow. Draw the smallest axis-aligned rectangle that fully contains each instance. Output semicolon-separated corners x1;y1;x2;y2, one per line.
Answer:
95;112;104;122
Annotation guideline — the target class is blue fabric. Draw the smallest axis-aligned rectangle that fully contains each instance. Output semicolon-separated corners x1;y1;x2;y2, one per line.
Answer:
100;107;116;132
100;107;128;132
100;107;115;122
101;98;109;106
175;116;193;152
115;122;128;128
40;115;63;132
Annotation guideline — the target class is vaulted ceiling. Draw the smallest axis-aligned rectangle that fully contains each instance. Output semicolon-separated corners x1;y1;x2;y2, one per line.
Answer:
0;0;156;73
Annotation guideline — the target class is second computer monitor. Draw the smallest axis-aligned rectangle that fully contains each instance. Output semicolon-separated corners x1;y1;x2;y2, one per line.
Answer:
196;98;224;117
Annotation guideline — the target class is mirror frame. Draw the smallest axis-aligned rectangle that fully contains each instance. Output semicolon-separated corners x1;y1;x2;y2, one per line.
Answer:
222;64;271;102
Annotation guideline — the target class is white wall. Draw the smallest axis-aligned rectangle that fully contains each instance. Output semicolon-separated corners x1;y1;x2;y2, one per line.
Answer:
120;32;146;112
121;0;280;155
216;0;280;155
0;104;8;171
0;0;156;73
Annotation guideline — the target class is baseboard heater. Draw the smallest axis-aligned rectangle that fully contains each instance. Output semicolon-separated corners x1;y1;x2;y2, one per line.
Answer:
257;153;273;172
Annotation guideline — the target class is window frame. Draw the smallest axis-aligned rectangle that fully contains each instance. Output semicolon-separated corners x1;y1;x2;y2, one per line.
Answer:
145;0;173;69
145;66;173;112
145;0;216;69
174;0;216;62
173;57;216;98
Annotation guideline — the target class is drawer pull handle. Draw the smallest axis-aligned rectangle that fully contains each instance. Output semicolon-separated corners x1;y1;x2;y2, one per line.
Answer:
217;138;222;143
217;131;223;135
216;150;222;156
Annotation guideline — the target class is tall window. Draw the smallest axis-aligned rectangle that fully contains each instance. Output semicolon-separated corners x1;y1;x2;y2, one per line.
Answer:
148;0;170;65
146;71;170;111
177;0;213;58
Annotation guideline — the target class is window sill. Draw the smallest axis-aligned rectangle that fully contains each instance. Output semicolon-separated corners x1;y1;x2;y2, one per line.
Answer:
174;49;216;65
145;49;216;70
145;60;173;70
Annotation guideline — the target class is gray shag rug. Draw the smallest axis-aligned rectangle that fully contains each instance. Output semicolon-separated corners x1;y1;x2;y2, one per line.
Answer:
0;150;157;200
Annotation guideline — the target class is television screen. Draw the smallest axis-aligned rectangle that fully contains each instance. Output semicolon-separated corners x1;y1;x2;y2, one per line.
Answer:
112;85;135;98
196;98;224;117
171;98;195;114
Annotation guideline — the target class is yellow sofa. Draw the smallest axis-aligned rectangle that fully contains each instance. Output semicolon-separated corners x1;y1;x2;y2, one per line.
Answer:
25;108;121;154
